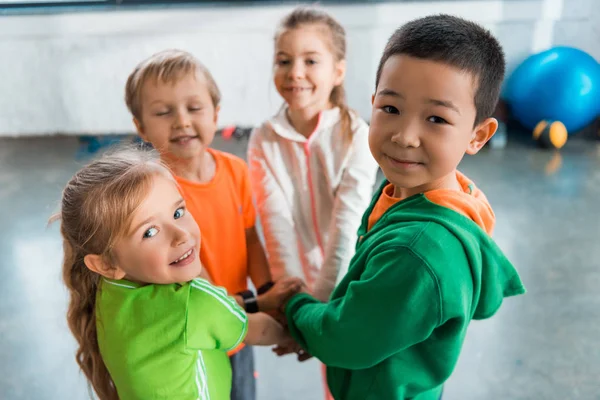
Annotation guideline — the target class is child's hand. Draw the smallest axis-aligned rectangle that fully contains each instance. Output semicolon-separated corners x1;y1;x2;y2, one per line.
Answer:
272;339;313;362
257;277;304;312
280;280;311;312
272;341;297;356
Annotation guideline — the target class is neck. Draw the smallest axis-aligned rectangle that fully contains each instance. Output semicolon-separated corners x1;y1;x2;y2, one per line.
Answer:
122;275;146;285
164;150;216;183
393;170;461;199
286;101;332;138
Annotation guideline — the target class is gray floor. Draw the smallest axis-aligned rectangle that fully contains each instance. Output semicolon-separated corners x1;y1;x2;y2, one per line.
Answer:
1;134;599;399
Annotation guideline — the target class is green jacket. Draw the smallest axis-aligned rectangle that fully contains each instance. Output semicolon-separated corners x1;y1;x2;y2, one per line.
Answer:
286;179;525;400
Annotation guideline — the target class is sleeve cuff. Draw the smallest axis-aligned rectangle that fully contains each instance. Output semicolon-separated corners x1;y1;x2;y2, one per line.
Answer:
225;315;249;351
285;293;319;349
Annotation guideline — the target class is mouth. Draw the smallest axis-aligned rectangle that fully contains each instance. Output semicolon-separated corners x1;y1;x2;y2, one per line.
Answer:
284;87;313;93
385;154;423;168
170;135;199;145
169;248;195;267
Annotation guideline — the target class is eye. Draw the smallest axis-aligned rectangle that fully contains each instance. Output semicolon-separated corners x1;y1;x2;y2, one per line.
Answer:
188;107;202;112
155;110;170;117
174;207;185;219
306;59;317;65
381;105;399;114
276;59;291;66
428;116;448;124
143;227;158;239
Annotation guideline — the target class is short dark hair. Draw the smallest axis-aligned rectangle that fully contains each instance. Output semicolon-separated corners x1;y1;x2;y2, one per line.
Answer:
375;14;506;125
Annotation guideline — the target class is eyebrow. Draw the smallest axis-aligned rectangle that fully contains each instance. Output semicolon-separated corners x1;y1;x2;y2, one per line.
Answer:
130;198;185;235
149;96;202;106
426;98;461;115
376;88;404;98
276;51;321;57
149;100;166;107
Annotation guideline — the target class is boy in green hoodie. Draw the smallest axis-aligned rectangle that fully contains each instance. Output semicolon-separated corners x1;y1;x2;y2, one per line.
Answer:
278;14;526;400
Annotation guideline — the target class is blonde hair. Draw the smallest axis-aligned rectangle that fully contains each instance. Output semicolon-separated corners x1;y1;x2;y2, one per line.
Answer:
275;7;353;141
56;145;171;400
125;49;221;121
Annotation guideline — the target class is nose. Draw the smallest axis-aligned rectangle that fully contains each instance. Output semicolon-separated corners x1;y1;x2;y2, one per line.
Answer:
288;60;305;80
391;120;420;148
173;108;191;130
171;224;190;248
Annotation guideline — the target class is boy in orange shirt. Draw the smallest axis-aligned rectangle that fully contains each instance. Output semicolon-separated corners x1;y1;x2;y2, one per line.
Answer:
125;49;301;400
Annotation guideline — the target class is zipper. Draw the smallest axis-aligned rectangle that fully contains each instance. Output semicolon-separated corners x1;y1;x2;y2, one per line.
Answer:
304;113;324;257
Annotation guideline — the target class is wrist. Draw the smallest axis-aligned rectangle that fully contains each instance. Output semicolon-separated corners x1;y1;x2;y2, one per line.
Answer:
257;281;275;295
257;292;274;312
237;290;259;313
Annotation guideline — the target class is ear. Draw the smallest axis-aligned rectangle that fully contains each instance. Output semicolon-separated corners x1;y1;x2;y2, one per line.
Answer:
83;254;127;280
466;117;498;155
213;105;221;125
133;117;148;142
334;59;346;87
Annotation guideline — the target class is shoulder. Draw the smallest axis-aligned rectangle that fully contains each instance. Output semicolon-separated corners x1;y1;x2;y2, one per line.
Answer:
188;279;247;321
249;121;278;147
211;148;246;168
368;220;468;274
350;111;369;132
327;110;369;145
97;280;189;321
211;149;250;180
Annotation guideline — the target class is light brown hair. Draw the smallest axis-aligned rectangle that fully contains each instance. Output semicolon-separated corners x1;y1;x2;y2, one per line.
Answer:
125;49;221;122
55;145;171;399
275;7;354;141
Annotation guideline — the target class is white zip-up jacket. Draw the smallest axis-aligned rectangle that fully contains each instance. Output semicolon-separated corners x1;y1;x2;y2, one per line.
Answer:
248;106;379;301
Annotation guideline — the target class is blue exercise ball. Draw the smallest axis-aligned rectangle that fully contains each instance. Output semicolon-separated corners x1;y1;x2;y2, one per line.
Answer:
504;46;600;133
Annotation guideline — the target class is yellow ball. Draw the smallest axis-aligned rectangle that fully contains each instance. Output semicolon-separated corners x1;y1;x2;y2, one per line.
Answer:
533;120;568;149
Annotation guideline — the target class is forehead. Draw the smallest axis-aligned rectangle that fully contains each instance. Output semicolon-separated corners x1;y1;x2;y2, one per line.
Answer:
378;55;477;108
133;174;179;216
140;71;211;102
276;25;332;54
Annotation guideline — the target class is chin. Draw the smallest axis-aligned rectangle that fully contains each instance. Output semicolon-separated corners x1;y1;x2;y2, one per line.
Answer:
285;98;311;109
176;148;205;160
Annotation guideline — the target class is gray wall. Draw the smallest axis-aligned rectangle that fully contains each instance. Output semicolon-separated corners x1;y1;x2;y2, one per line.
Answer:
0;0;596;136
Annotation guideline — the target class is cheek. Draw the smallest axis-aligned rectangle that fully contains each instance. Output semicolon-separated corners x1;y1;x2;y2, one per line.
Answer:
116;242;159;274
145;120;170;139
273;69;286;85
312;68;332;87
368;128;384;155
142;243;169;270
185;218;201;242
369;117;390;144
195;113;216;129
428;138;464;168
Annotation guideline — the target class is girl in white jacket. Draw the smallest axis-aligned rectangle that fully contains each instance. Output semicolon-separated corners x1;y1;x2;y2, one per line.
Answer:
247;7;379;397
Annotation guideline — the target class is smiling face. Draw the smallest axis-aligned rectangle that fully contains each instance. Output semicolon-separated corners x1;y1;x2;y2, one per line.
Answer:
369;54;496;197
107;173;202;284
273;24;345;115
134;72;219;163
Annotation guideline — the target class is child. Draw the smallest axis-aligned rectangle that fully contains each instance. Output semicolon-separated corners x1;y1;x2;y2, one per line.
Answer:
58;147;295;400
125;49;300;400
248;8;379;398
280;15;526;400
248;6;378;310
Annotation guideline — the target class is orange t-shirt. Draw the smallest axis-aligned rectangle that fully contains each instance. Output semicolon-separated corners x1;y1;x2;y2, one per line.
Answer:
175;148;256;355
367;183;400;232
368;171;495;235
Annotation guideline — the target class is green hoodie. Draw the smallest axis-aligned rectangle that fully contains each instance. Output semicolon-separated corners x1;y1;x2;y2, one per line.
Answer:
286;174;525;400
